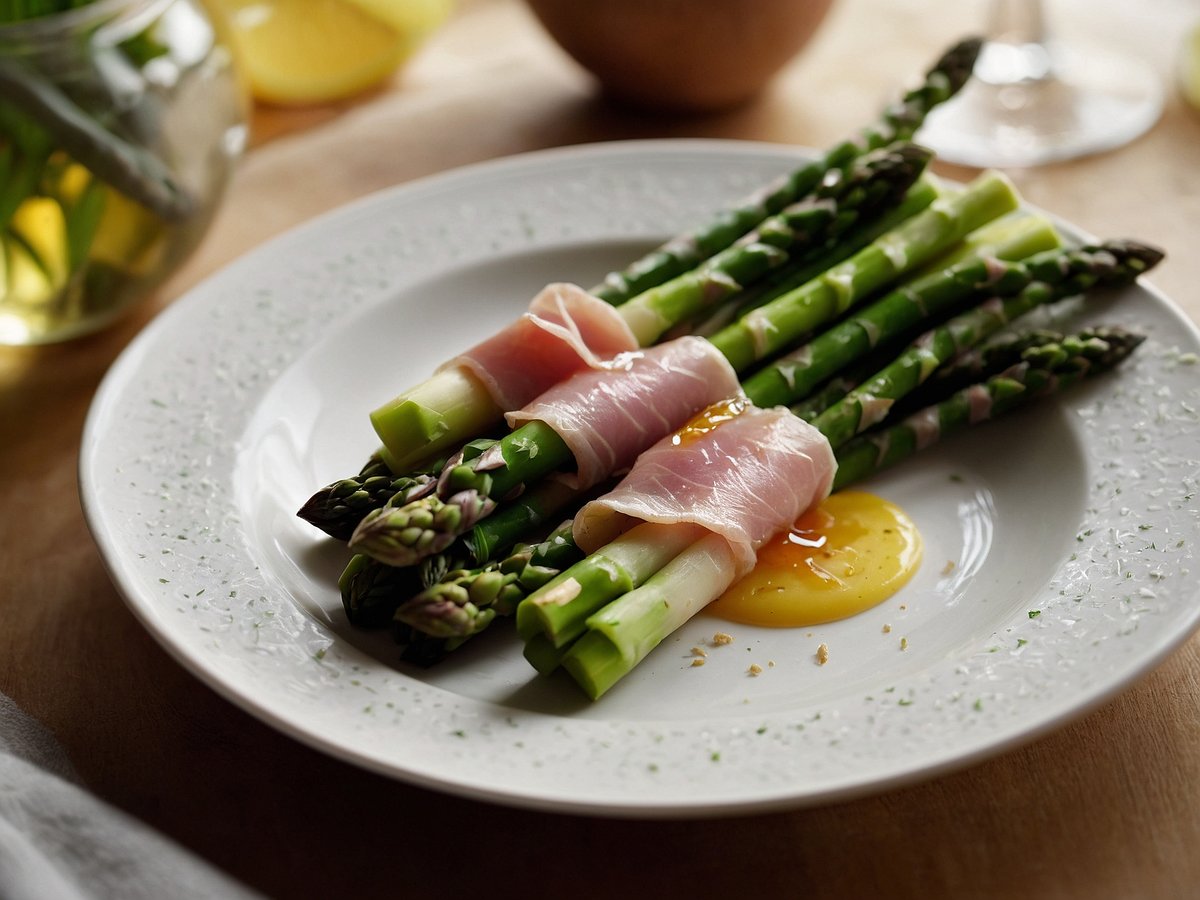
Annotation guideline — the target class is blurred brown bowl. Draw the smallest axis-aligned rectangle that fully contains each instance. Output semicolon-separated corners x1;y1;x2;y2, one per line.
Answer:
525;0;836;112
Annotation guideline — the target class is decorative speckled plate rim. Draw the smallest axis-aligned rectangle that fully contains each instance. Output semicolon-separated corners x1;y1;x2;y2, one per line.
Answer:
80;140;1200;817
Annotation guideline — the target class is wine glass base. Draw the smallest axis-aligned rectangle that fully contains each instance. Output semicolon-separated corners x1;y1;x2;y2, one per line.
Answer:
917;40;1164;168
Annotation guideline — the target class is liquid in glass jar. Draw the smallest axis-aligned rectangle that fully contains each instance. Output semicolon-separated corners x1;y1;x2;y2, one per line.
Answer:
0;0;245;344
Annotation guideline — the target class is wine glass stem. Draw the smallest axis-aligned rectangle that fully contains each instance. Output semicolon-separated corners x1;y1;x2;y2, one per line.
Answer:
989;0;1046;44
979;0;1053;86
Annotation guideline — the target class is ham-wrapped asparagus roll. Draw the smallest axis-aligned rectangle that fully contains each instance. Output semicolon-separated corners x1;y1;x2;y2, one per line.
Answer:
505;335;741;490
572;399;837;575
371;283;638;470
441;282;639;411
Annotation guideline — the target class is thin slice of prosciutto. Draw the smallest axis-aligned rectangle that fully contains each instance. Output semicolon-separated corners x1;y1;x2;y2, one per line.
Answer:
572;401;837;577
438;283;640;411
505;336;741;490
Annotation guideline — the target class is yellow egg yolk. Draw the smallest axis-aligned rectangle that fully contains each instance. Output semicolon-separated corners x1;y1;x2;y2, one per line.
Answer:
709;491;922;628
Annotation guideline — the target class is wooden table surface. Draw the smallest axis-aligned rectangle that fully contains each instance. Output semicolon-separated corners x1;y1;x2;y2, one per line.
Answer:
3;1;1199;897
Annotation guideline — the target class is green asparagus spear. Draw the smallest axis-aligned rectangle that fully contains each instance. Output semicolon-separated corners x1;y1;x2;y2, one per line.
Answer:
614;142;932;345
338;475;587;632
339;553;425;629
297;452;442;541
668;177;942;340
679;208;1051;415
394;520;584;640
811;241;1163;449
514;522;709;655
831;328;1147;490
562;532;739;698
590;37;982;304
466;477;586;564
739;216;1066;408
792;325;1067;422
708;170;1020;372
351;421;572;564
884;326;1103;418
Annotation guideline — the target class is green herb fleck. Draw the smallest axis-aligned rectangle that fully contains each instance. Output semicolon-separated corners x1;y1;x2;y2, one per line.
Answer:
512;436;539;459
1028;610;1041;619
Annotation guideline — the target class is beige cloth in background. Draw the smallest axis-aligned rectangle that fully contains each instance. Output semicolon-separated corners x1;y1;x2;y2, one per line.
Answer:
0;694;259;900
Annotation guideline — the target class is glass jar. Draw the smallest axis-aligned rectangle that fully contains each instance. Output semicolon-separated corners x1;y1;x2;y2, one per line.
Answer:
0;0;245;344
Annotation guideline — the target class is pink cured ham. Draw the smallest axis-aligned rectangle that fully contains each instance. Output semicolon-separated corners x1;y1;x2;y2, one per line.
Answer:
505;336;740;490
439;283;639;411
572;401;837;577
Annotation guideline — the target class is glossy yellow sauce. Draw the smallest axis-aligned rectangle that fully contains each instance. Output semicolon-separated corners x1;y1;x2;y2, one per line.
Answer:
709;491;922;628
670;397;749;446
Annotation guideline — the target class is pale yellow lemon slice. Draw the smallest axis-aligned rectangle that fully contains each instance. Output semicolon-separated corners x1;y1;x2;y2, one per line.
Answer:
214;0;452;105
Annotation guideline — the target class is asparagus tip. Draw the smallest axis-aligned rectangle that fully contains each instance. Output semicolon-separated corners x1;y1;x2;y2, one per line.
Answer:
936;36;986;91
1101;239;1165;272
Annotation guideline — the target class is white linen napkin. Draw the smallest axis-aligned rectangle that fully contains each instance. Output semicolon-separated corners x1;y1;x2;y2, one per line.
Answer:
0;693;260;900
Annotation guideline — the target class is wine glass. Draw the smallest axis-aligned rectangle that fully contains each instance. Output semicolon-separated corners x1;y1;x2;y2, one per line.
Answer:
917;0;1164;168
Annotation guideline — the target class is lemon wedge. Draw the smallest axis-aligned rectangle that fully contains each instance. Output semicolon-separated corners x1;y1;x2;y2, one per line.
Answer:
7;198;69;298
215;0;452;106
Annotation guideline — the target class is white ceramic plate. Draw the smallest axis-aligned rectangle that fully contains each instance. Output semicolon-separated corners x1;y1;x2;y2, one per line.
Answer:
81;141;1200;817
